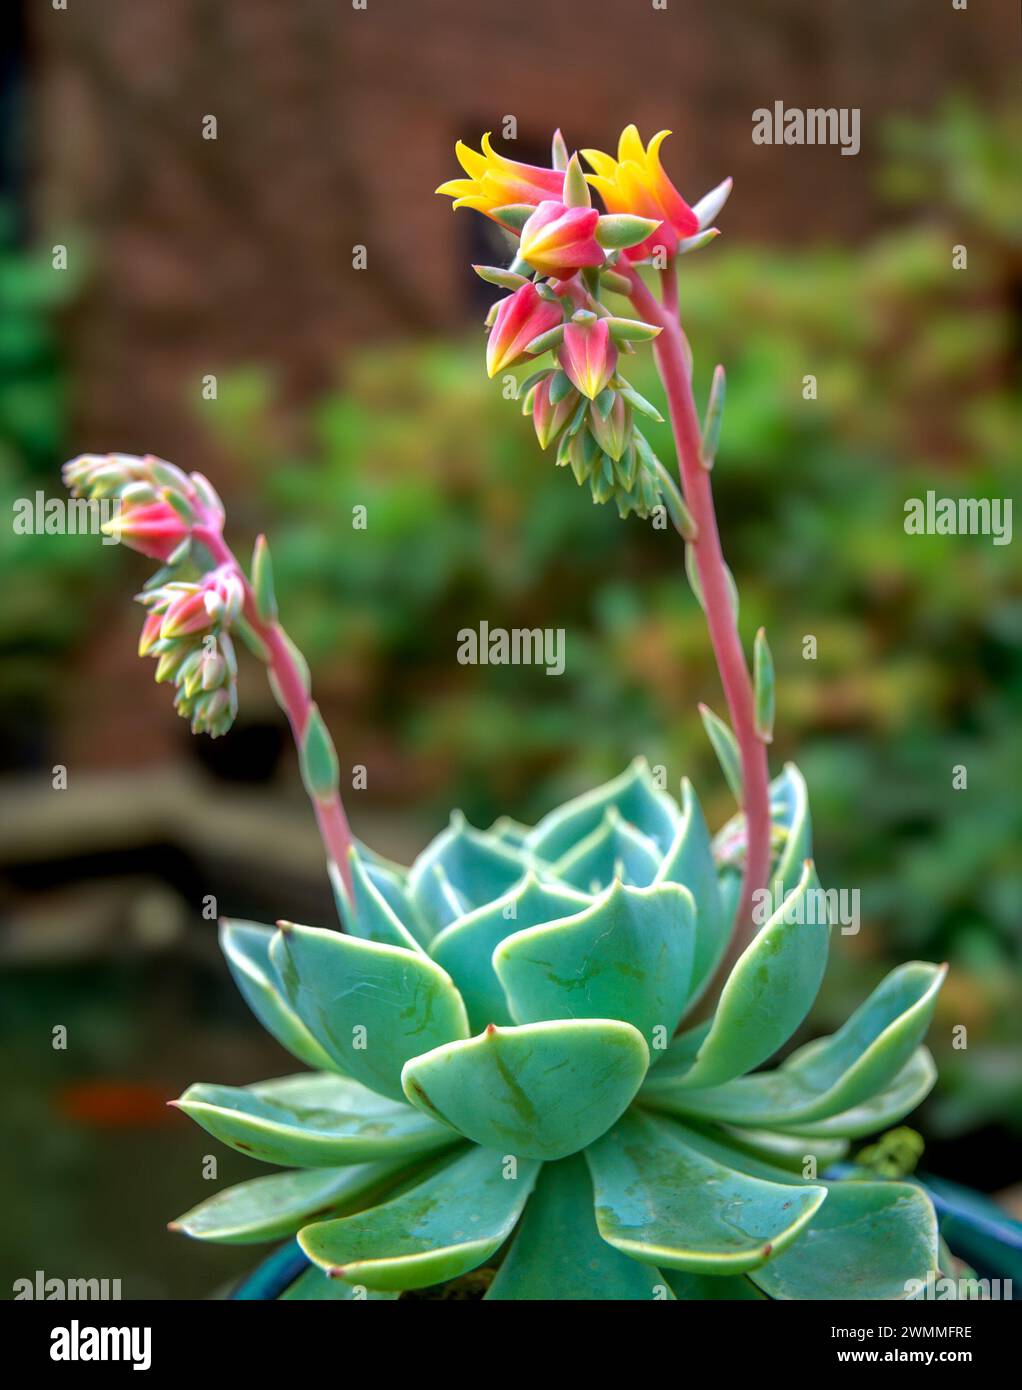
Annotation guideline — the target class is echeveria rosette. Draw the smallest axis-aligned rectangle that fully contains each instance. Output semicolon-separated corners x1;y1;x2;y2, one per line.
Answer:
171;759;944;1300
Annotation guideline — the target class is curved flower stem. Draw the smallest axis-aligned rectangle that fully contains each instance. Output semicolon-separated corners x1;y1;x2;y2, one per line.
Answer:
622;257;771;978
196;526;355;900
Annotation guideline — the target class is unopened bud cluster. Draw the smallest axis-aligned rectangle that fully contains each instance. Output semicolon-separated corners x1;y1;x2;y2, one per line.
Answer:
63;453;244;738
63;452;224;562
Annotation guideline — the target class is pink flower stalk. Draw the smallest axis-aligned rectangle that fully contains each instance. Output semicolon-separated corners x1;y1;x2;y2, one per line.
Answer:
557;315;617;400
518;200;604;280
486;283;564;378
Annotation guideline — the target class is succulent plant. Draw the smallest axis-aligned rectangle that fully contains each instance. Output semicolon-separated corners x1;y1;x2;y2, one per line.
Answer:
171;758;945;1300
68;122;953;1302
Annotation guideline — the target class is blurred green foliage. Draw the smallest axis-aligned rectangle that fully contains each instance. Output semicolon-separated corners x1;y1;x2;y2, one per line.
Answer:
207;96;1022;1138
0;209;106;735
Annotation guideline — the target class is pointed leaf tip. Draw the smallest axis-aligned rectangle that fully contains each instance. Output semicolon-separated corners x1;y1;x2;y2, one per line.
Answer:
753;627;775;744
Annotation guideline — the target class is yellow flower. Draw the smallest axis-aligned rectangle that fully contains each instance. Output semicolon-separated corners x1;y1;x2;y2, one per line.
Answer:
582;126;698;259
437;133;564;230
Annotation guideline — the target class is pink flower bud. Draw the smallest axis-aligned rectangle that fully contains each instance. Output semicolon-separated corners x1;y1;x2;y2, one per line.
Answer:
588;392;631;461
532;376;580;450
486;282;564;378
138;610;165;657
161;588;214;640
102;499;191;562
557;316;617;400
518;200;604;280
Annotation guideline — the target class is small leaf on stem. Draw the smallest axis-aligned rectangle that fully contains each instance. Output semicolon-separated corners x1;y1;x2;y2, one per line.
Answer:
753;628;775;744
251;534;278;624
699;703;743;802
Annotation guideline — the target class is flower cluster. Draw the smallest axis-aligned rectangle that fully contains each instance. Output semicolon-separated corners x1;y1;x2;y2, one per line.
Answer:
439;127;730;520
62;452;224;562
63;453;244;738
136;567;242;737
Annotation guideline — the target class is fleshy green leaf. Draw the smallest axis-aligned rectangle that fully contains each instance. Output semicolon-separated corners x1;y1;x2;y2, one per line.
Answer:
250;534;277;623
409;861;468;938
299;703;339;800
408;812;526;935
219;920;338;1073
719;1125;848;1172
173;1073;459;1168
552;807;662;892
644;861;829;1092
700;363;726;470
595;214;661;252
486;1155;673;1300
334;847;424;953
585;1112;825;1273
280;1265;398;1300
494;880;695;1047
171;1158;414;1244
270;925;469;1102
525;756;679;862
771;1048;937;1139
770;762;812;899
429;873;590;1033
298;1145;540;1291
648;962;947;1127
749;1181;939;1300
753;627;774;742
665;1270;765;1300
402;1019;649;1161
698;703;742;801
655;778;727;1003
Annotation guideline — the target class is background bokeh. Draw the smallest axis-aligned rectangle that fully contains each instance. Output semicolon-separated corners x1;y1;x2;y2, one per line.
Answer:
1;0;1019;1297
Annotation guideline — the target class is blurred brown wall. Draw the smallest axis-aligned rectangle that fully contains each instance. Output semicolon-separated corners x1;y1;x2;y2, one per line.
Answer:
27;0;1016;474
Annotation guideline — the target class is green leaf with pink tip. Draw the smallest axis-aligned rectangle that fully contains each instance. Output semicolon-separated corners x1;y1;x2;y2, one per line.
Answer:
643;861;829;1093
429;873;591;1033
525;756;679;862
486;1155;674;1301
585;1112;826;1273
173;1072;460;1168
269;925;469;1102
298;1144;540;1291
171;1155;417;1244
749;1180;938;1300
401;1019;649;1161
219;920;338;1074
493;881;694;1047
690;1135;940;1300
646;962;947;1127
